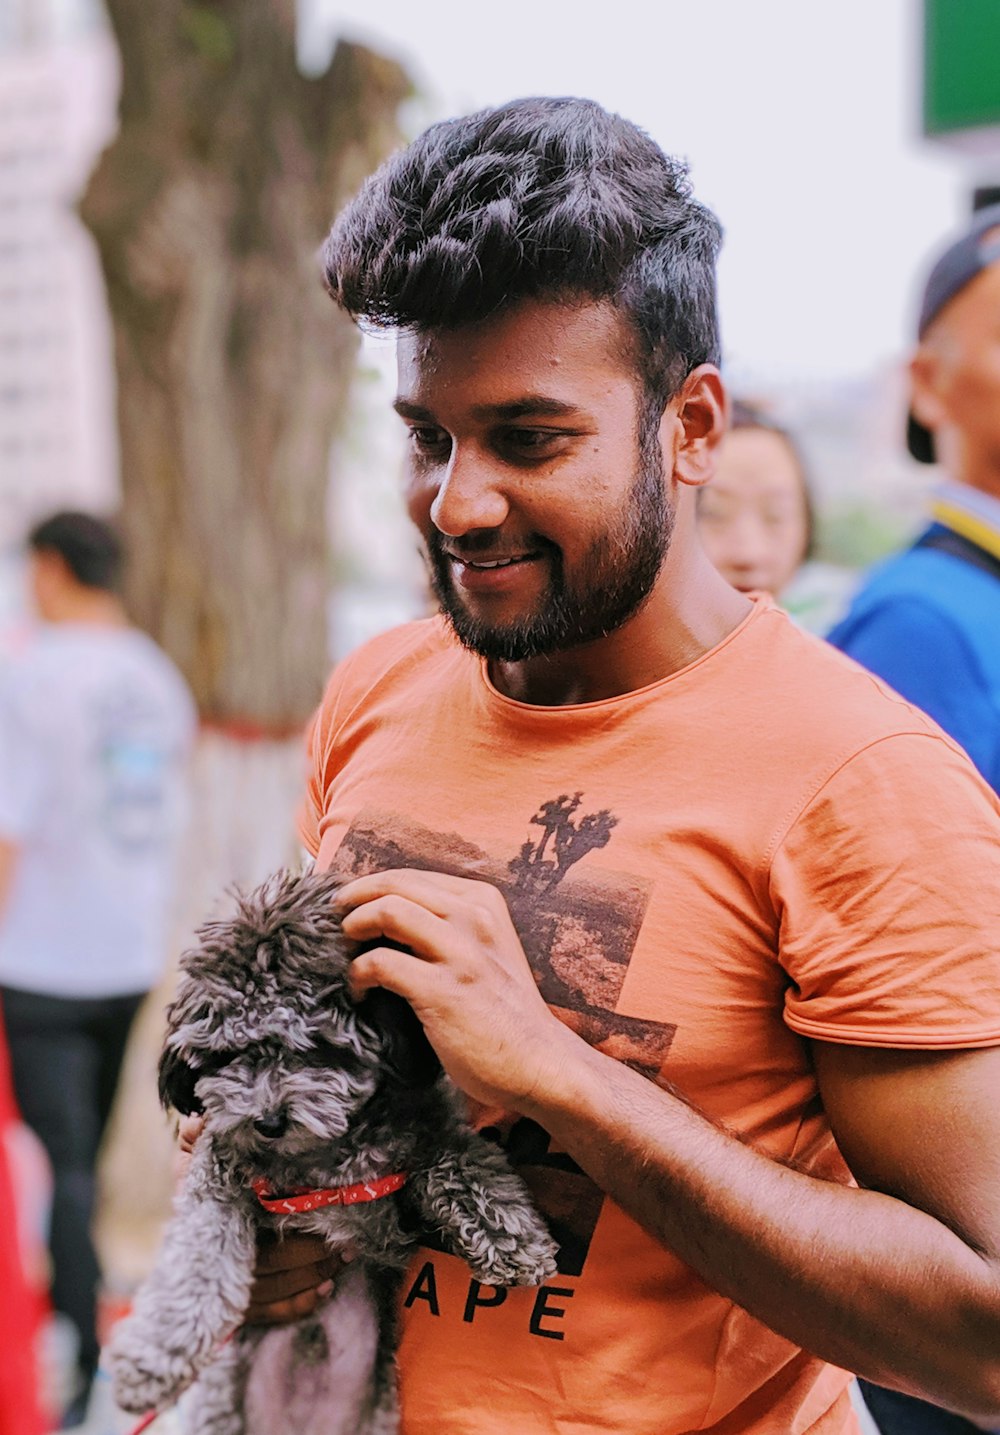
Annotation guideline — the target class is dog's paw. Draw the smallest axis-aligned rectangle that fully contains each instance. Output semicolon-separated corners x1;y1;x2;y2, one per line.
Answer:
108;1322;195;1415
464;1212;559;1287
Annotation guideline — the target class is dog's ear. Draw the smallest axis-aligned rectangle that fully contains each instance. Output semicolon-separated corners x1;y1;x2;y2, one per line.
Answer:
359;988;441;1089
158;1045;204;1115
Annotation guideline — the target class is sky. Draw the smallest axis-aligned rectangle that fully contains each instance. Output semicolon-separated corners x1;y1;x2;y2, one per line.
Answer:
306;0;976;385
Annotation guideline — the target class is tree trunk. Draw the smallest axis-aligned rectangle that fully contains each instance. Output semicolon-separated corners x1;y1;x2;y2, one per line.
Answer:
79;0;410;729
78;0;411;1303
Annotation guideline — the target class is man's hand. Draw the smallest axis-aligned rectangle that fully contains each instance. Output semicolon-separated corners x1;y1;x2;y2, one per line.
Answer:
244;1232;342;1326
174;1116;345;1325
337;869;577;1111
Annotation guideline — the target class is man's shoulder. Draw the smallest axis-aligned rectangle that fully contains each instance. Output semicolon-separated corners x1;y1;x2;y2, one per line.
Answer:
837;539;999;628
2;626;194;729
318;616;461;712
739;603;961;770
828;539;1000;690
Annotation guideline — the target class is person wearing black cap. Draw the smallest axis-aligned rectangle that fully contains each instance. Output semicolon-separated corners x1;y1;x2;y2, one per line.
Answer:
829;206;1000;797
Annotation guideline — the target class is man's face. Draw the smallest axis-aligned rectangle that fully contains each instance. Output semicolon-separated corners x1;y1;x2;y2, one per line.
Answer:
914;256;1000;481
396;299;673;662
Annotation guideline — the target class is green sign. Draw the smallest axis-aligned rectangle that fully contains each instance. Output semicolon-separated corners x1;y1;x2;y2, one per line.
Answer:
925;0;1000;138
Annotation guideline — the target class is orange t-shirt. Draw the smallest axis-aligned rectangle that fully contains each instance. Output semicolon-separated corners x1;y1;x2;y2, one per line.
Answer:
300;598;1000;1435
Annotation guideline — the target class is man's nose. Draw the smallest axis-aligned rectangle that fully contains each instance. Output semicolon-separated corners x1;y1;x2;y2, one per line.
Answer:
429;446;509;536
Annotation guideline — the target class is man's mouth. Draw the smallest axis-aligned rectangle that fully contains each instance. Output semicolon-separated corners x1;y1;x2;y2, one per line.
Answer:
459;554;533;570
445;547;542;568
442;547;546;596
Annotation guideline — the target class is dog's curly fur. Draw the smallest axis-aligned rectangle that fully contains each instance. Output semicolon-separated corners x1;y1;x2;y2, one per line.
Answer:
109;869;558;1435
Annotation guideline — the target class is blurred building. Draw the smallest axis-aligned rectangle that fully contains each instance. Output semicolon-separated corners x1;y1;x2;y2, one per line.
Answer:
0;1;423;651
0;0;118;627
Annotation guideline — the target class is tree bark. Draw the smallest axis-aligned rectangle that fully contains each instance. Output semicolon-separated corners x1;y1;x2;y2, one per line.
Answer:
79;2;411;1298
79;0;410;728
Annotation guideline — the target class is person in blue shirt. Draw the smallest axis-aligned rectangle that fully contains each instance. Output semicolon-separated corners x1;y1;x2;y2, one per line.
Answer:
829;205;1000;797
830;209;1000;1434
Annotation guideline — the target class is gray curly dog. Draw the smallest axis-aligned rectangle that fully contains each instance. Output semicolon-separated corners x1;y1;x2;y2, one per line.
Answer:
109;869;558;1434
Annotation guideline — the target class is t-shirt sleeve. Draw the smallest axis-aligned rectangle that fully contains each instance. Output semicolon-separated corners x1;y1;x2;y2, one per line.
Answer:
298;705;325;860
771;732;1000;1049
830;598;997;783
297;658;354;860
0;673;48;840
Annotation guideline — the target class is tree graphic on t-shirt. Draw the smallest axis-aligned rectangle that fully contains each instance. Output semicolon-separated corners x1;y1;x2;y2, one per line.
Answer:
508;792;618;901
335;795;673;1281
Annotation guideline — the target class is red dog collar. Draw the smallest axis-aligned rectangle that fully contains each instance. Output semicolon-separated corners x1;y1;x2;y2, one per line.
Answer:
251;1172;407;1215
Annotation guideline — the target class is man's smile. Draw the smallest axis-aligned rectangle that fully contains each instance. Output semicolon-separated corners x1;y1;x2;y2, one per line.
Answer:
444;548;547;595
446;551;541;570
462;556;530;570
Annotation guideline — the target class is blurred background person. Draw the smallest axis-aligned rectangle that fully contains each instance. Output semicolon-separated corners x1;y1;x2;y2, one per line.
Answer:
697;400;854;632
828;204;1000;1435
830;208;1000;796
0;511;195;1428
697;399;814;596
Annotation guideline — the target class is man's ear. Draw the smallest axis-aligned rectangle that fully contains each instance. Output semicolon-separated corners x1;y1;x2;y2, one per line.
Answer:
158;1045;204;1115
667;365;728;490
909;342;948;434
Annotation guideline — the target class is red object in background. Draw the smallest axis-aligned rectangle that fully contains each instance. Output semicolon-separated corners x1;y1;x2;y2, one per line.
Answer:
0;1010;48;1435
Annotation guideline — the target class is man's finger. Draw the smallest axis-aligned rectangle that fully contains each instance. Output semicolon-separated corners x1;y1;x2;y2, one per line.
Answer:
177;1115;204;1155
336;868;487;918
251;1255;339;1305
244;1278;335;1328
349;944;440;1001
340;894;453;957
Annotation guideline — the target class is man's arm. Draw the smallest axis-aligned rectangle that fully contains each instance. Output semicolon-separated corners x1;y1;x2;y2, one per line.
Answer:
340;868;1000;1423
525;1032;1000;1419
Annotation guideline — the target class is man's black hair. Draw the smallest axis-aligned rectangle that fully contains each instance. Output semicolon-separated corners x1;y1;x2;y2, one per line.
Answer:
323;96;723;414
28;510;124;591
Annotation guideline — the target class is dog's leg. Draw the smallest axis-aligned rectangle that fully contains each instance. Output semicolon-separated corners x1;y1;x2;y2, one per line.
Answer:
411;1130;558;1287
184;1333;255;1435
109;1144;257;1417
242;1268;394;1435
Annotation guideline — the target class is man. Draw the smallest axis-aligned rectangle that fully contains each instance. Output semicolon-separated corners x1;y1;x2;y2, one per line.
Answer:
0;512;195;1427
829;205;1000;793
827;209;1000;1435
252;100;1000;1433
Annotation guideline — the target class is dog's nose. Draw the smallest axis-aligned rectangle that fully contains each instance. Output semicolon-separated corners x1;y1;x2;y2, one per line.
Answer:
252;1110;288;1139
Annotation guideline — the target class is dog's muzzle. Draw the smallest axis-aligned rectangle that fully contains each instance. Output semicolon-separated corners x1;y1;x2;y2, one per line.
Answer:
252;1110;289;1140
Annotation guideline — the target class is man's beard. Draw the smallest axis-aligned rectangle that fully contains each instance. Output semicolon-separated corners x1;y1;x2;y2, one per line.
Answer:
426;418;674;663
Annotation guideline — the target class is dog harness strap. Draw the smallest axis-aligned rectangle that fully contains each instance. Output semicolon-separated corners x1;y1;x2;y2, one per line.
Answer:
250;1171;407;1214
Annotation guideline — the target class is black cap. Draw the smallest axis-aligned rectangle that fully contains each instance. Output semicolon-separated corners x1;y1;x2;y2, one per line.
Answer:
907;203;1000;463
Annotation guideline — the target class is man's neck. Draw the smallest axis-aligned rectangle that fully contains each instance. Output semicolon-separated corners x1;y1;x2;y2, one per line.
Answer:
42;589;129;628
938;436;1000;503
949;472;1000;505
488;547;752;708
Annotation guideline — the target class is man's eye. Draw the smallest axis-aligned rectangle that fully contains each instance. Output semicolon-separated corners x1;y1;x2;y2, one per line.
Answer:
408;426;449;453
502;428;568;455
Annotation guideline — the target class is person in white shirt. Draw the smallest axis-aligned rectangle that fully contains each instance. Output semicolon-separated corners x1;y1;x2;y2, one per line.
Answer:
0;511;195;1428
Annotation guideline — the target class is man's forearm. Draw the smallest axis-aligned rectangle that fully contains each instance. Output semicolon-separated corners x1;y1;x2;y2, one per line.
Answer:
521;1034;1000;1420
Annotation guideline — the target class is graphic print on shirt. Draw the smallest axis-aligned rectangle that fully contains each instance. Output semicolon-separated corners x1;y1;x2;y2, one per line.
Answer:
335;793;675;1280
90;680;176;852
